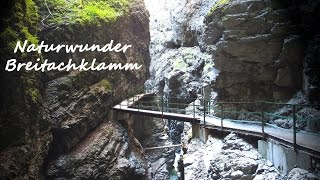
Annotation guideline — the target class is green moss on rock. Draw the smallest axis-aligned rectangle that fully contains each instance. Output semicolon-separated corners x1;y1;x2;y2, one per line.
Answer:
21;26;39;44
28;88;41;104
207;0;230;16
40;0;130;26
0;0;42;107
100;79;112;91
1;0;39;53
90;78;113;94
173;58;188;71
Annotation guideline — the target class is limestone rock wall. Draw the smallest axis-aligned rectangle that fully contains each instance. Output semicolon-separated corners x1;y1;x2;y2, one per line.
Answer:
0;0;150;179
204;0;320;103
42;0;150;178
144;0;218;100
46;121;146;179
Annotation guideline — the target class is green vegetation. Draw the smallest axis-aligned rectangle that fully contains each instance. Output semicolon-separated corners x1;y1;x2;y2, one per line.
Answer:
207;0;230;16
0;0;39;54
42;0;130;26
21;27;39;44
90;78;113;94
0;0;42;106
0;27;19;51
28;88;41;104
173;58;188;71
100;79;112;91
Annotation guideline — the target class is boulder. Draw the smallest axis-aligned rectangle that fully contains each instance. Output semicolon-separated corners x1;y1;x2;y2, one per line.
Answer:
287;168;318;180
206;133;282;179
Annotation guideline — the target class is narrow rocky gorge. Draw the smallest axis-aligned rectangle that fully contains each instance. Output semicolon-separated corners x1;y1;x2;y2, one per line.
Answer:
1;0;151;179
142;0;320;179
42;0;151;178
1;0;320;179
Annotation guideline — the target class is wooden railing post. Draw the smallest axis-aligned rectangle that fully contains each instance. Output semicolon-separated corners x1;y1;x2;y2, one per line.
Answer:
208;99;210;116
293;104;297;152
133;95;135;105
261;102;265;137
193;101;195;119
127;92;129;107
161;96;164;120
203;99;206;127
220;103;224;128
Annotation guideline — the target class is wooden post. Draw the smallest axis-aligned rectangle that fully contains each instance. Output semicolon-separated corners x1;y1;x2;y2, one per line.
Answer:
208;99;210;116
133;95;135;105
261;102;265;137
161;96;164;120
293;105;297;152
178;155;184;180
193;101;195;119
220;103;224;128
203;99;206;127
127;92;129;107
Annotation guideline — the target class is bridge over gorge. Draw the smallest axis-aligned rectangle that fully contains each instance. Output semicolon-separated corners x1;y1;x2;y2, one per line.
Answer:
112;93;320;173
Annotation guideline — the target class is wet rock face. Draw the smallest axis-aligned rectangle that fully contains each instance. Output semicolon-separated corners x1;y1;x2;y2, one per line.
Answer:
1;0;150;179
182;132;283;180
304;36;320;103
42;0;150;178
145;0;219;99
204;0;320;103
145;47;214;99
287;168;318;180
139;117;178;179
205;133;282;180
46;121;146;179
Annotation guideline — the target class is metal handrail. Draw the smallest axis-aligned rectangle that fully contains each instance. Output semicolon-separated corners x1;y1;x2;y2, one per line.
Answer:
121;93;320;151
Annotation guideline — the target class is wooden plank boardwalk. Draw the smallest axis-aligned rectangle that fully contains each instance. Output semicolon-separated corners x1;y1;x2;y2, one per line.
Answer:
202;117;320;156
113;93;200;123
112;94;320;156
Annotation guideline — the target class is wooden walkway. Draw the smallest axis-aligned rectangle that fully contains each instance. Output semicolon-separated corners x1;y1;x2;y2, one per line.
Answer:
113;93;200;123
112;94;320;156
202;117;320;156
